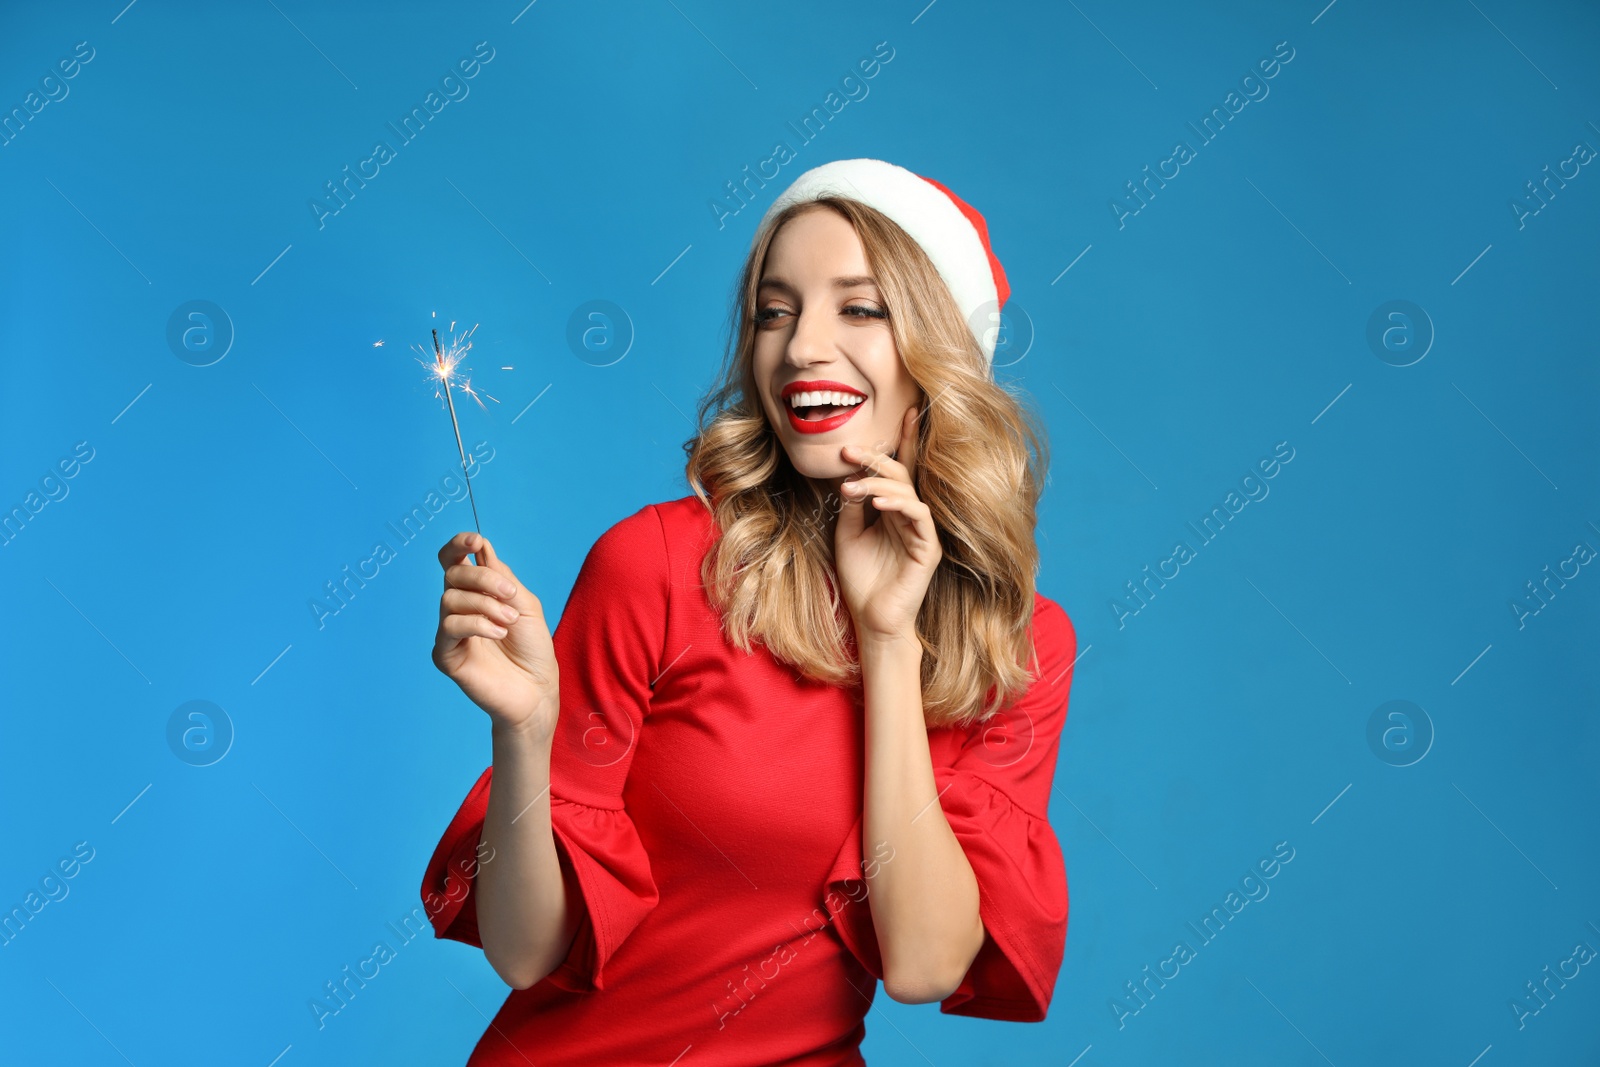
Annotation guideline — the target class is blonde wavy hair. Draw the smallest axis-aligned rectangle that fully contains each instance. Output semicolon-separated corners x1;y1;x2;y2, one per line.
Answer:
683;197;1050;728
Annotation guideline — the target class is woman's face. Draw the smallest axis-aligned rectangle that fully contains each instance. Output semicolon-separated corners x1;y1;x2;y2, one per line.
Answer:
751;206;923;496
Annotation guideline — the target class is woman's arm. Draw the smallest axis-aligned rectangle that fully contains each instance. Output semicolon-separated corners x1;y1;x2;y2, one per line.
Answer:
431;531;579;988
474;711;584;989
859;633;986;1004
834;411;986;1004
433;516;670;989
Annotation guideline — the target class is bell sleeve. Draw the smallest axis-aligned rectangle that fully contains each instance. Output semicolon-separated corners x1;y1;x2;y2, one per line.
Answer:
821;598;1077;1022
420;503;672;993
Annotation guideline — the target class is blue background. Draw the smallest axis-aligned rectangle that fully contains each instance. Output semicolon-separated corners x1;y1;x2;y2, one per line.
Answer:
2;0;1597;1064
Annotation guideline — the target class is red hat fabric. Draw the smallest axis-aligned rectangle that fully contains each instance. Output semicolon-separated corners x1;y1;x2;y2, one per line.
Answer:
751;159;1009;366
916;173;1010;312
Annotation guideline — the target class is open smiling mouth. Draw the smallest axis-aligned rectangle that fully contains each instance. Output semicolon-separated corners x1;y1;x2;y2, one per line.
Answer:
785;391;865;434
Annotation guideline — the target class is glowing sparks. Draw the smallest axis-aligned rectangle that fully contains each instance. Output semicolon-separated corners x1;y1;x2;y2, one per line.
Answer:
412;322;500;411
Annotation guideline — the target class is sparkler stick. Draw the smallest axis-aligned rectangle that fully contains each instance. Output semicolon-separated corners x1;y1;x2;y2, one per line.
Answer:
410;320;496;537
432;328;482;535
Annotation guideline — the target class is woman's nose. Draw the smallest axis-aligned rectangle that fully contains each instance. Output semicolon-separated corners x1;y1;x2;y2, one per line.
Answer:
785;307;834;366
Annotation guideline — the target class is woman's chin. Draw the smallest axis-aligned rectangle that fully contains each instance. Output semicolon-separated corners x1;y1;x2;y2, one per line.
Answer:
786;444;893;479
775;425;892;482
782;451;854;481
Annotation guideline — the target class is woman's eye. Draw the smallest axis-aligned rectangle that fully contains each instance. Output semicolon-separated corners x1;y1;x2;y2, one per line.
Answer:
756;304;886;323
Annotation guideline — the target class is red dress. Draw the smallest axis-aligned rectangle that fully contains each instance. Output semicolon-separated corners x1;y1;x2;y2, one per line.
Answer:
421;495;1077;1066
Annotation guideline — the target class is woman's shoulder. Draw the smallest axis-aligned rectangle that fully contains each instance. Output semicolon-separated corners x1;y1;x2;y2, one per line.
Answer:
646;493;716;539
1030;591;1077;660
589;495;710;546
583;495;715;579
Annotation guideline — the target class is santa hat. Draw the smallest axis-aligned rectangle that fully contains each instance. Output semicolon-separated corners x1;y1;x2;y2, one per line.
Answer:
750;158;1011;366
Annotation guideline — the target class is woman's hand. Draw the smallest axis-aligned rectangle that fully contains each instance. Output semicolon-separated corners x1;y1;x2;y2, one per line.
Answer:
432;532;560;739
835;404;943;648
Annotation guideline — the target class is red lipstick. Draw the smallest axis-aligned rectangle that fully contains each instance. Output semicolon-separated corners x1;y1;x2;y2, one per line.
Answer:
780;380;867;435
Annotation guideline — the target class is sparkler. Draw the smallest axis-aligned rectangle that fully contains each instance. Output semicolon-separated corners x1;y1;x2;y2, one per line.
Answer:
412;318;497;535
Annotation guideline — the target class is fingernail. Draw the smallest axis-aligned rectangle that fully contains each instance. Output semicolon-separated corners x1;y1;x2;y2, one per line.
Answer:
498;580;515;596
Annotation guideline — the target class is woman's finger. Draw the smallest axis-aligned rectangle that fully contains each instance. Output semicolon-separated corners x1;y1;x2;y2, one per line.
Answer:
475;533;502;570
847;443;910;484
444;562;518;600
895;404;924;480
866;493;937;544
870;492;934;524
853;405;923;480
441;587;522;626
840;476;915;502
439;612;509;642
439;532;505;589
447;533;526;600
438;531;479;574
474;535;531;598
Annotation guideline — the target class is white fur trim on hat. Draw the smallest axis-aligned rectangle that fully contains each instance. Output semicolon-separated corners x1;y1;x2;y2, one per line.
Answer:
751;158;1002;364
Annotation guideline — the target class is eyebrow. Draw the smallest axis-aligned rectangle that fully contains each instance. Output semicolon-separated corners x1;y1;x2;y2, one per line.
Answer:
757;275;880;294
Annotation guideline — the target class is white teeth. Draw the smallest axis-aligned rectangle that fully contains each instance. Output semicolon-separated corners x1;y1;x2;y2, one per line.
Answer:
787;390;865;409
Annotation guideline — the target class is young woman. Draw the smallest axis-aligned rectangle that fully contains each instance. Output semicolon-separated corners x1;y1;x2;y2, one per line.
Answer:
423;158;1078;1066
